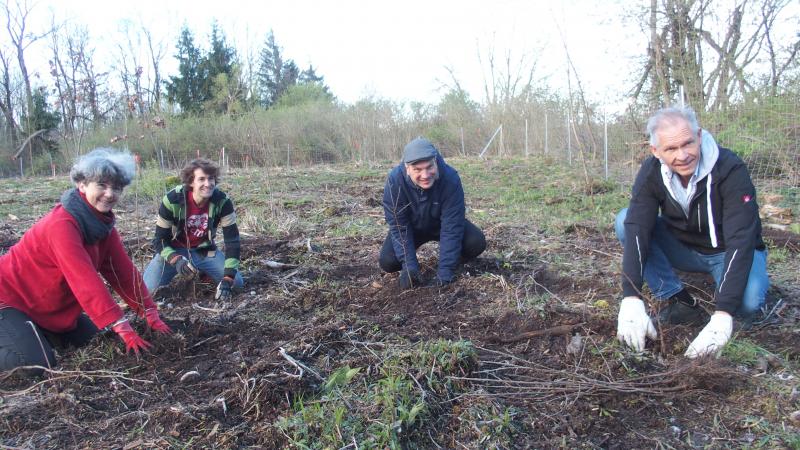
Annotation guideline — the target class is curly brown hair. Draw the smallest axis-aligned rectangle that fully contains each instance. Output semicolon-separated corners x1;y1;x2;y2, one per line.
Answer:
180;158;220;187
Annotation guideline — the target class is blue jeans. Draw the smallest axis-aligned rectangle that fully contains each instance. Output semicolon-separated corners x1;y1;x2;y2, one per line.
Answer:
143;248;244;293
615;208;768;316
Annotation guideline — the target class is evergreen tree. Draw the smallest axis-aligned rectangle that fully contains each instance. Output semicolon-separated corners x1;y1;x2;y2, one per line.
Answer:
166;26;205;114
299;64;324;85
257;31;300;107
204;22;236;78
20;87;60;154
22;87;60;133
201;23;243;114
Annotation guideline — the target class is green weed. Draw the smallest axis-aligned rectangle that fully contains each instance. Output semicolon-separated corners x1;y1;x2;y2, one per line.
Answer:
277;339;476;449
722;338;775;367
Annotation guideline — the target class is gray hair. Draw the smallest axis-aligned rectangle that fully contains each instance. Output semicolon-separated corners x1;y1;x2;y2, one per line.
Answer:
69;148;136;188
646;107;700;147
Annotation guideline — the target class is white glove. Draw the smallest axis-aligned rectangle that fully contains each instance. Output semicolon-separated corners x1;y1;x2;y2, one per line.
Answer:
684;311;732;358
617;297;657;352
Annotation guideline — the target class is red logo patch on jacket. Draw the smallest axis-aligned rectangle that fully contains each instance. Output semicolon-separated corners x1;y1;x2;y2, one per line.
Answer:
742;194;752;203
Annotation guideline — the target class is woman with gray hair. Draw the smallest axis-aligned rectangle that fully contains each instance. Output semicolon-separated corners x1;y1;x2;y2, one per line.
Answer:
0;148;171;375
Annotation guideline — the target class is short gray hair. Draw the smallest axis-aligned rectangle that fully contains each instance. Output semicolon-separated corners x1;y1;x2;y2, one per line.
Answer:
646;107;700;147
69;148;136;188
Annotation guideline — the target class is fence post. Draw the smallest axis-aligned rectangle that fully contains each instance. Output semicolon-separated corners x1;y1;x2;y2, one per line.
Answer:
545;110;549;155
524;118;529;157
460;127;465;156
604;110;609;180
499;124;504;157
566;112;572;165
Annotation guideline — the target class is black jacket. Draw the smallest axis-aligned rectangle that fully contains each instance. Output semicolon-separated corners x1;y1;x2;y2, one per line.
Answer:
622;146;765;314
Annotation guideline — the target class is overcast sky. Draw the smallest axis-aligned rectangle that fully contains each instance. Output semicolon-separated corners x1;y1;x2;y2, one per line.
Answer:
19;0;799;109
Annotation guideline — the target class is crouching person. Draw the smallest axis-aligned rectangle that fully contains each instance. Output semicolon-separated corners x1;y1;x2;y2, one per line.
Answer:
616;107;769;358
0;149;171;375
380;137;486;289
143;158;243;301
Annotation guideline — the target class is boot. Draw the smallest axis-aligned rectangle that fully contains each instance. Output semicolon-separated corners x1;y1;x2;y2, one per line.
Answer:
657;289;709;325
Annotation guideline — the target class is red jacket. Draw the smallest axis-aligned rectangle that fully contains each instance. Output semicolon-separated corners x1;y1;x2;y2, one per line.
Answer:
0;205;155;332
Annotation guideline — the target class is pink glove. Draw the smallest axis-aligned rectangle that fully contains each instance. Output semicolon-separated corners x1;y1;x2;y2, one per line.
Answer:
111;319;152;355
144;308;172;334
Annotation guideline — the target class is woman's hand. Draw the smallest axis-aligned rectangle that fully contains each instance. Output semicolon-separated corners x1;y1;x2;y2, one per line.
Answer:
111;319;152;355
144;308;172;334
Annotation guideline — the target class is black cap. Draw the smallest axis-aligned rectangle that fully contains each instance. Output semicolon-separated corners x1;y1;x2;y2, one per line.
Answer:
402;137;438;164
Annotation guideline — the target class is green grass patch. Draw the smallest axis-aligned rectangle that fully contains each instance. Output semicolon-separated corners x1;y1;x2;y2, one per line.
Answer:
276;339;477;449
722;338;775;367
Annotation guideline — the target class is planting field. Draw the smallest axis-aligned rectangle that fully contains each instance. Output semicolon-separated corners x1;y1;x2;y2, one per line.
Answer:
1;157;799;448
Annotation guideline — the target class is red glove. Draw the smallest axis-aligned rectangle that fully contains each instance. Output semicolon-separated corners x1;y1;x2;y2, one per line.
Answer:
111;319;152;356
144;308;172;334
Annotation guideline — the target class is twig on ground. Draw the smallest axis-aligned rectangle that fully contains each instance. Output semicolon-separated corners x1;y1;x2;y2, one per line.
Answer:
0;367;152;396
451;346;741;402
262;260;299;269
278;347;323;381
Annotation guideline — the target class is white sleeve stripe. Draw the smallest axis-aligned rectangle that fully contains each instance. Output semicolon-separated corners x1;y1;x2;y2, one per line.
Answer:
706;174;718;248
635;235;643;277
718;249;738;293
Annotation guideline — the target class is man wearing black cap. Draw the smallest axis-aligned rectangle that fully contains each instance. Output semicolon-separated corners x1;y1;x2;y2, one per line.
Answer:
379;137;486;289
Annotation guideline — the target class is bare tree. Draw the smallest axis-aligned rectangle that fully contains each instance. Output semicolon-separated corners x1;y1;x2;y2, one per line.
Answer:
142;23;166;112
0;47;19;144
632;0;794;110
116;19;167;117
477;37;542;114
760;0;800;95
49;22;78;139
2;0;53;121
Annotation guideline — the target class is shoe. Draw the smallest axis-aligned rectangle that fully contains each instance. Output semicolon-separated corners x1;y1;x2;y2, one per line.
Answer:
657;291;709;325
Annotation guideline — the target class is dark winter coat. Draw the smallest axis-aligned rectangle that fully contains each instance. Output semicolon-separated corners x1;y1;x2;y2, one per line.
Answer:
382;154;466;282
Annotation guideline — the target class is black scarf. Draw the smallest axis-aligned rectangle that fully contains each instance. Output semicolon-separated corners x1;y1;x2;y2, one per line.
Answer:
60;188;115;245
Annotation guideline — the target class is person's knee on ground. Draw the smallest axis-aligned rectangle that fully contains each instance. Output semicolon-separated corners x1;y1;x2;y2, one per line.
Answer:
736;257;769;318
0;308;56;376
143;253;177;293
614;208;628;244
378;234;403;273
378;254;402;273
461;222;486;261
60;314;99;347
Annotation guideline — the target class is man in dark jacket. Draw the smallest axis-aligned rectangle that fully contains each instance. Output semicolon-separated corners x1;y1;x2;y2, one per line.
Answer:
615;107;768;358
380;137;486;289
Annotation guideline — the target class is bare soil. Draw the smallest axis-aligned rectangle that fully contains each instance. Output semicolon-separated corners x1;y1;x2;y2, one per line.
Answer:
1;169;799;449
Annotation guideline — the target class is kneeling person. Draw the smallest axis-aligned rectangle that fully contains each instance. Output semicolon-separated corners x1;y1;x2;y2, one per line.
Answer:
380;137;486;289
615;107;768;358
0;149;170;374
144;159;243;300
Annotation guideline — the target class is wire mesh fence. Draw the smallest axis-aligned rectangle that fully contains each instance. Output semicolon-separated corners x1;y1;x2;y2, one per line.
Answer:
5;96;798;198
